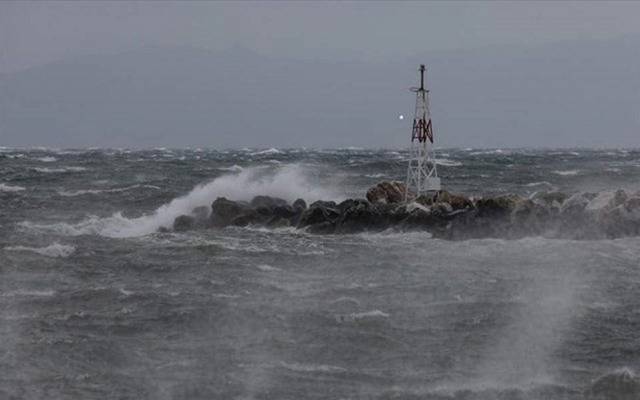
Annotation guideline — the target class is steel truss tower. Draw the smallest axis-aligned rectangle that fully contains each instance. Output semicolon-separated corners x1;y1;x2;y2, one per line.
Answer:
405;64;440;200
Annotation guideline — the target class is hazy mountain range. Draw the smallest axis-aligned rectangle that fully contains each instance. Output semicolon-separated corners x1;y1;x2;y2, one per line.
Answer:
1;37;639;148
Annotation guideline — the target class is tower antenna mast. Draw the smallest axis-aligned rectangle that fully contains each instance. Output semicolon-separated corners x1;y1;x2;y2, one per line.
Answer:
405;64;440;200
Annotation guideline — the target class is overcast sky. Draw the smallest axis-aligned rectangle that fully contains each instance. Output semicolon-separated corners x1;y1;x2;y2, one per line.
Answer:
3;1;640;73
1;1;640;148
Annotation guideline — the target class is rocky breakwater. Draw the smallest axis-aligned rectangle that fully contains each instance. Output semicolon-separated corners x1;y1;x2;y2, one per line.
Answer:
170;181;640;240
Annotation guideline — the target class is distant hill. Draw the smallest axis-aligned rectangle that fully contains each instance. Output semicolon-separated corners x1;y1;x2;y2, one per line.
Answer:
1;39;639;148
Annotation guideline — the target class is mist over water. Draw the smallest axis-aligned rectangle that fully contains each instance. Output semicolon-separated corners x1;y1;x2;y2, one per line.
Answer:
1;147;640;399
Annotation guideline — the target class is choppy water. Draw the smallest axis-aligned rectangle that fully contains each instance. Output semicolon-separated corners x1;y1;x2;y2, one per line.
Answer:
1;147;640;399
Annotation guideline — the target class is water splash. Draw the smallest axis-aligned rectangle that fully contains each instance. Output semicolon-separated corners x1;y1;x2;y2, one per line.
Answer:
20;164;344;238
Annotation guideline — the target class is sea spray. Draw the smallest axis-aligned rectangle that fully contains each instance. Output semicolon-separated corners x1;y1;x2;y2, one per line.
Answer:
20;164;345;238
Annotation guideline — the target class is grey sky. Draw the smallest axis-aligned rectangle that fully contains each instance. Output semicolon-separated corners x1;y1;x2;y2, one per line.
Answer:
1;1;640;148
3;1;640;73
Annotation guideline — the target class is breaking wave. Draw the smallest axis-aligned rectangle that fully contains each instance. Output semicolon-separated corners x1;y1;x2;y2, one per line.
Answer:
436;158;463;167
33;166;87;173
57;184;161;197
4;243;76;258
34;156;57;162
251;148;282;156
0;183;25;192
20;164;343;238
553;169;580;176
218;165;244;172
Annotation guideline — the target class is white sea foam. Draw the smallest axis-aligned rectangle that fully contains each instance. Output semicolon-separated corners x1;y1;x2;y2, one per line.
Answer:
33;166;87;173
280;362;346;373
219;165;243;172
436;158;463;167
365;173;385;178
251;148;282;156
346;310;390;320
34;156;57;162
256;264;281;272
525;181;553;187
57;184;161;197
4;243;75;258
1;290;56;297
20;164;344;238
552;170;580;176
0;183;25;192
350;310;389;319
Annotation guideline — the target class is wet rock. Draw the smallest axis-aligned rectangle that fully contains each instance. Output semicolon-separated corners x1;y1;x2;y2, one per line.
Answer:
272;205;297;220
532;191;568;206
210;197;251;227
292;198;307;211
173;215;195;232
191;206;210;221
250;195;288;209
306;221;336;234
560;192;592;216
436;191;474;210
267;217;291;228
309;200;337;209
475;195;521;217
297;202;340;229
190;187;640;240
414;193;438;207
335;199;389;233
366;181;410;204
432;202;453;215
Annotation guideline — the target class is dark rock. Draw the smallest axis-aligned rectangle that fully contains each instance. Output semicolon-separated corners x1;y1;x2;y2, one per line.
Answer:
272;205;296;220
432;202;453;215
292;198;307;211
309;200;337;209
183;187;640;240
173;215;196;232
267;217;291;228
297;202;340;229
414;193;437;207
230;210;263;227
191;206;210;221
250;195;288;209
335;199;390;233
401;206;434;229
366;181;410;204
307;221;336;234
436;191;474;210
475;195;521;217
210;197;251;227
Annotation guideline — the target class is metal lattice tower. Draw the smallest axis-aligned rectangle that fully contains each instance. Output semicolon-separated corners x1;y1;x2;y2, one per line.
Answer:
405;64;440;200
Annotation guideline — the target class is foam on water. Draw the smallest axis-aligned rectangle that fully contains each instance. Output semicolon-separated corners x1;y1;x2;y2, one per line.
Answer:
0;183;26;192
4;243;76;258
436;158;463;167
34;156;57;162
20;164;343;238
251;148;282;156
33;166;87;173
57;184;161;197
553;169;580;176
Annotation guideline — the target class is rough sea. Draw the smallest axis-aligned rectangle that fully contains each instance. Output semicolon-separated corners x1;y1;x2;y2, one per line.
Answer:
1;147;640;400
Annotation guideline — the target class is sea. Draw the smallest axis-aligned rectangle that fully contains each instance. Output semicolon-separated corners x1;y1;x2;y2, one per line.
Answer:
1;147;640;399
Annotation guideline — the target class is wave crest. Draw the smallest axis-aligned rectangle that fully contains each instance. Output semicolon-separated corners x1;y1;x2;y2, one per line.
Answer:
20;164;343;238
5;243;76;258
